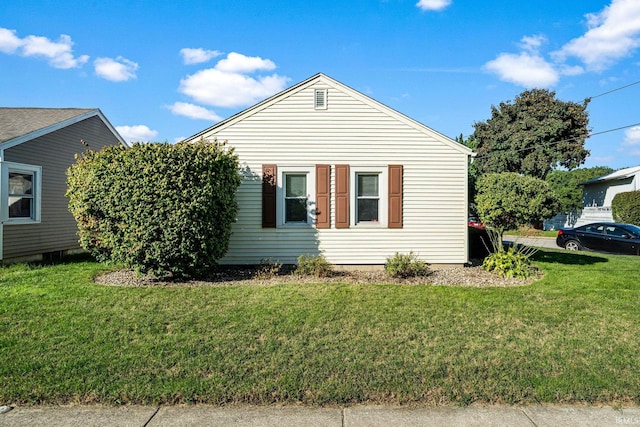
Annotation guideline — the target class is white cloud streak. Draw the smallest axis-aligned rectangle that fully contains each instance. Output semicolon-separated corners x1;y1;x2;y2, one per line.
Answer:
0;27;88;69
115;125;158;143
180;47;223;65
178;52;289;108
484;37;559;88
167;102;222;121
485;0;640;87
416;0;452;11
553;0;640;71
624;126;640;146
0;28;22;53
94;56;138;82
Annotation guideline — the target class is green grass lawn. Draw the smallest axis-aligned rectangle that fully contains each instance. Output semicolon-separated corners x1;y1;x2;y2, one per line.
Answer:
1;251;639;406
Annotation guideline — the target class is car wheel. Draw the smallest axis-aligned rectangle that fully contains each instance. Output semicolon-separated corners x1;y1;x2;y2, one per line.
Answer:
564;240;581;251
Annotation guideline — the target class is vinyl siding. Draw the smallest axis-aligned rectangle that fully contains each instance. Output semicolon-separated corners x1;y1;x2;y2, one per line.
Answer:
3;116;122;259
193;78;469;264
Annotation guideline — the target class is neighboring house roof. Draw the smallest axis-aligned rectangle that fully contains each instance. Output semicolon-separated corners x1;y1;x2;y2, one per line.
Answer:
185;73;473;156
0;107;126;149
580;165;640;185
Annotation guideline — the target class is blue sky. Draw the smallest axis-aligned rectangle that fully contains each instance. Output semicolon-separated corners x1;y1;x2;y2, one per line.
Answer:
1;0;639;170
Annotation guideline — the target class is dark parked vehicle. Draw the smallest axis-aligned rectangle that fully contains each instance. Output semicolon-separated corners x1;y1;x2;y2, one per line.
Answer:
556;222;640;255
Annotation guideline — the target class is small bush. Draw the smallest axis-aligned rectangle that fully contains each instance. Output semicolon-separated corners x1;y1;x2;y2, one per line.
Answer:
482;247;536;279
254;258;282;280
612;190;640;225
295;255;333;277
385;252;430;278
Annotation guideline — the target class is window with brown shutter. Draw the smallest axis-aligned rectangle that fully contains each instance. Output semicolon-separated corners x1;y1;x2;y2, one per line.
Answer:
335;164;350;228
315;164;330;228
388;164;403;228
262;164;277;228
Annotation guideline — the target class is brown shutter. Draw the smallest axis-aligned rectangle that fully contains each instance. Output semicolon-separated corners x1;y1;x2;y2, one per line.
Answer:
315;164;330;229
388;165;403;229
335;164;350;229
262;164;277;228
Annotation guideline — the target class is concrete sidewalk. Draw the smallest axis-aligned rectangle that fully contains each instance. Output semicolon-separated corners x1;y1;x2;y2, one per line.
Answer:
2;404;640;427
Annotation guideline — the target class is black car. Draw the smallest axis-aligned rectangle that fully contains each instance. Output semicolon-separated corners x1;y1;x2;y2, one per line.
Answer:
556;222;640;255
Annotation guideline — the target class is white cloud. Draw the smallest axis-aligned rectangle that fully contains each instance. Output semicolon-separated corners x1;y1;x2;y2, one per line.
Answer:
0;27;88;69
178;52;289;108
180;47;222;65
0;28;22;53
416;0;451;11
624;126;640;146
519;35;547;52
115;125;158;143
553;0;640;71
94;56;138;82
167;102;222;121
214;52;276;73
484;51;559;88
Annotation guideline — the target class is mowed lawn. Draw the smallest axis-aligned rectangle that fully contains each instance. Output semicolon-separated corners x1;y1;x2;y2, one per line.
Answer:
1;250;639;406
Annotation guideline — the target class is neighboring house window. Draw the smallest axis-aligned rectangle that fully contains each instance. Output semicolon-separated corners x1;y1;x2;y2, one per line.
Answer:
356;173;379;223
284;173;308;223
1;162;42;224
314;89;328;110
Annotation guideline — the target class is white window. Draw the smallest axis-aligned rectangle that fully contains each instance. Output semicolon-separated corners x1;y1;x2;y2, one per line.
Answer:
356;173;379;223
1;162;42;224
350;166;387;227
284;173;308;223
276;166;315;227
314;89;328;110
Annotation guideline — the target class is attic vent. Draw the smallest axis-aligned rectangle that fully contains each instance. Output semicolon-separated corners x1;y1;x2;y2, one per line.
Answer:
314;89;328;110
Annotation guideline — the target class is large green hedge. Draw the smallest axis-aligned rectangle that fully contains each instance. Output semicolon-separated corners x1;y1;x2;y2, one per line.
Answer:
612;190;640;225
66;140;241;278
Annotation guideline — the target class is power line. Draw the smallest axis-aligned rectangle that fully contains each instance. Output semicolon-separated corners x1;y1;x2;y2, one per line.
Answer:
588;79;640;100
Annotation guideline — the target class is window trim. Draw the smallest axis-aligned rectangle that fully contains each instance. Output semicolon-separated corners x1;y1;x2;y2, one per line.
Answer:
1;161;42;224
350;166;387;227
276;166;316;227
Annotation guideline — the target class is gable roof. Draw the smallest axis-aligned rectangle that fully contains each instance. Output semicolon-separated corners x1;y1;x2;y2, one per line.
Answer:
0;107;127;150
185;73;473;156
581;165;640;185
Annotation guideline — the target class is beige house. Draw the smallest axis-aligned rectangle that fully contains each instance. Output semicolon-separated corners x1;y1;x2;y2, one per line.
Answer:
0;108;126;262
185;73;473;265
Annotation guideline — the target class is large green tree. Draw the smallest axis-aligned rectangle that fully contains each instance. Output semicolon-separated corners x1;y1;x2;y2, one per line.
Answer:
473;89;590;180
475;172;560;243
546;166;614;213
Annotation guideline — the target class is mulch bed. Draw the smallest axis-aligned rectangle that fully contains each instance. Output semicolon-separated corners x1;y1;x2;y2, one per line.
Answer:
95;262;539;288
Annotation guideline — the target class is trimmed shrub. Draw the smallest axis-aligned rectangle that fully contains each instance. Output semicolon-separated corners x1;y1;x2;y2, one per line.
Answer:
385;252;430;278
612;191;640;225
295;255;333;277
66;140;241;278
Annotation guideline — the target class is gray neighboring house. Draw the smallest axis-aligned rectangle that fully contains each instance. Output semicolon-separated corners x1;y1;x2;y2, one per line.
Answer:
544;165;640;230
0;108;127;262
578;165;640;224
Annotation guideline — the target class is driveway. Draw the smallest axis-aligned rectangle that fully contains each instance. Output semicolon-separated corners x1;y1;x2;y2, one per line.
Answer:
503;235;558;250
